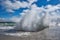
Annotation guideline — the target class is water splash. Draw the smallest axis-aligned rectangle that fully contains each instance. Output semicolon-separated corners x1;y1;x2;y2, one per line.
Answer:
14;4;60;32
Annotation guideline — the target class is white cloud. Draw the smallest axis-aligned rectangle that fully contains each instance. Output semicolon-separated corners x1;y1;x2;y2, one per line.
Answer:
2;0;38;12
28;0;37;6
45;5;60;11
2;0;28;12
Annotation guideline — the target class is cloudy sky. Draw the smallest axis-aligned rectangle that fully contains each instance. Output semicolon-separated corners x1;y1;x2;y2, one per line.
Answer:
0;0;60;22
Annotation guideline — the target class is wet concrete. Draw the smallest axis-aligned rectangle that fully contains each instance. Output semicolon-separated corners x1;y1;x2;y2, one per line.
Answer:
0;26;60;40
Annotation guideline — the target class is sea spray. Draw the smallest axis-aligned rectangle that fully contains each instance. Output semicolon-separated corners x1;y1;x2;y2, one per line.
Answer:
15;10;49;32
15;4;59;31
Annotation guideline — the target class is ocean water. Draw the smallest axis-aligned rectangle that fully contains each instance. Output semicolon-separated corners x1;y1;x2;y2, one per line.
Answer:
0;20;60;37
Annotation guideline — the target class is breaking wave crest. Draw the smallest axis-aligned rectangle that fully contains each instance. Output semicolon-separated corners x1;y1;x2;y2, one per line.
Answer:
14;4;60;31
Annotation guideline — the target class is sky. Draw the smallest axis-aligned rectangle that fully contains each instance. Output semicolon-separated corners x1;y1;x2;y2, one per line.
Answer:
0;0;60;18
0;0;60;22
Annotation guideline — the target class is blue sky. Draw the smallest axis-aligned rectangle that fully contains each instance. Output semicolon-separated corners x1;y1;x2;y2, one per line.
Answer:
0;0;60;18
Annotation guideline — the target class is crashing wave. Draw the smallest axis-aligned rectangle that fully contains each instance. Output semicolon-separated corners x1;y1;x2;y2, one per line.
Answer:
14;4;60;32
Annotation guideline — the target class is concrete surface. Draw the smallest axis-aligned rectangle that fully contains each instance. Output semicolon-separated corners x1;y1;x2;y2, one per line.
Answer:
0;26;60;40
